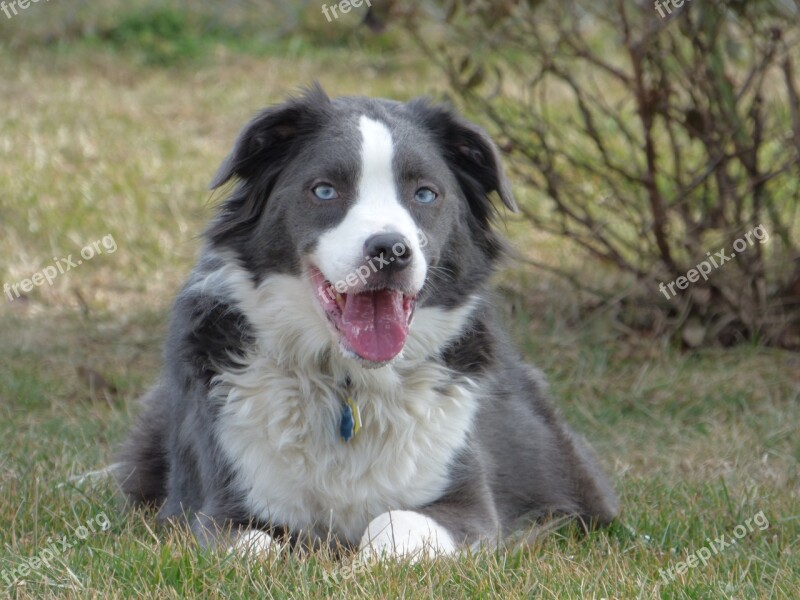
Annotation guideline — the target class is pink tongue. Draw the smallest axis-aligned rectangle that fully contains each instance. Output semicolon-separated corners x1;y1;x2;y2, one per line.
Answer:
341;289;410;363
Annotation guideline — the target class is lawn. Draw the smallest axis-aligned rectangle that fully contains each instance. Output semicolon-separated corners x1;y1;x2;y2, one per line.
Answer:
0;9;798;600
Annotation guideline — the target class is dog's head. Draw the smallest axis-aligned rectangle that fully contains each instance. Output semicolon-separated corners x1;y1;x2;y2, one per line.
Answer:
209;84;516;366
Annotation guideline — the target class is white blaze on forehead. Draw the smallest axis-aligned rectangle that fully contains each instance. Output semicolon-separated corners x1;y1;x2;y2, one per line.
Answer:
359;116;396;206
311;115;426;291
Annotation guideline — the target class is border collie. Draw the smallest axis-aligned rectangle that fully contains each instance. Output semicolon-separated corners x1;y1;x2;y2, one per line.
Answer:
118;84;618;558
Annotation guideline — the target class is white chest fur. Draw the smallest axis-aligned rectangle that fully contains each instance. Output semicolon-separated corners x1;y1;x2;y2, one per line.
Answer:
203;264;480;544
213;355;477;544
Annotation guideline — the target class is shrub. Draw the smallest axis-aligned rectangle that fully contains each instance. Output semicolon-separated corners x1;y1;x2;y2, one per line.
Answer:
406;0;800;348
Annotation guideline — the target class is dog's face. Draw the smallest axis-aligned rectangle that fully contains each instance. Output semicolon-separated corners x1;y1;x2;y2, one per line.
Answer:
209;85;516;366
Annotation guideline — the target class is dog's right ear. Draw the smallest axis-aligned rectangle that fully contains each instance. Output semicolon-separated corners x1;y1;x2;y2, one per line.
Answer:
210;84;331;189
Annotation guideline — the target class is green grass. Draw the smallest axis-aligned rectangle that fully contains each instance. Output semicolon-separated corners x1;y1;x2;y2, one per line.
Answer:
1;18;798;600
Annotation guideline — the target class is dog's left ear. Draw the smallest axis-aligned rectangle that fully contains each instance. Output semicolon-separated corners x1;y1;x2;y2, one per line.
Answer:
210;83;331;189
407;99;518;223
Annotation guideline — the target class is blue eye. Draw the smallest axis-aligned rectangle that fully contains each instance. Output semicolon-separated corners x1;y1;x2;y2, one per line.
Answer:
414;187;437;204
312;184;338;201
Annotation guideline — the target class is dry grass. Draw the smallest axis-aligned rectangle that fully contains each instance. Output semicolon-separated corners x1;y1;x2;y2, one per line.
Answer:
0;26;798;600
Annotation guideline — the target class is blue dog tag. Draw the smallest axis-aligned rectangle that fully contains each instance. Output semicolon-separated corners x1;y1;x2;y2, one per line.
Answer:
340;396;361;442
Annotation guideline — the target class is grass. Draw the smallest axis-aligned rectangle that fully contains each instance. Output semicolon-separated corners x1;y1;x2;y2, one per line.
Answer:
1;13;798;600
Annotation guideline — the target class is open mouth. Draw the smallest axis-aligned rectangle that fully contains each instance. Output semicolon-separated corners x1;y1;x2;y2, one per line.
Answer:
309;266;416;365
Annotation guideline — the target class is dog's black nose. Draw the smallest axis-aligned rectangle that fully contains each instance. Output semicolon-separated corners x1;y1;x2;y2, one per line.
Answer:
364;233;412;270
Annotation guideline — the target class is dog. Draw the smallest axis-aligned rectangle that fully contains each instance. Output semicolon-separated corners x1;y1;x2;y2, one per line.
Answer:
117;84;619;558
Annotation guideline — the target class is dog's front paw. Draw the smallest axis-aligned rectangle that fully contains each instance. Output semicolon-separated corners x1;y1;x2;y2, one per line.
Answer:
358;510;456;561
228;529;282;557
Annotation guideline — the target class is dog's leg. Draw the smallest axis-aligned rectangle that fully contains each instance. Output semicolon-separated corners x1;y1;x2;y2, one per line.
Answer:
359;450;500;560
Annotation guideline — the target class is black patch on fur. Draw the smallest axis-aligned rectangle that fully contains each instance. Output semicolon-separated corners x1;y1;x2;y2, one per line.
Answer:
182;298;255;386
441;317;496;374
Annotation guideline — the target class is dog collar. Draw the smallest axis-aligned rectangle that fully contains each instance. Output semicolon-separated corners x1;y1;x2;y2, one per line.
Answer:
339;376;361;442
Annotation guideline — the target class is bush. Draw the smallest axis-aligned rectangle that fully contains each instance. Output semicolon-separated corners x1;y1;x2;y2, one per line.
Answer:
405;0;800;348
